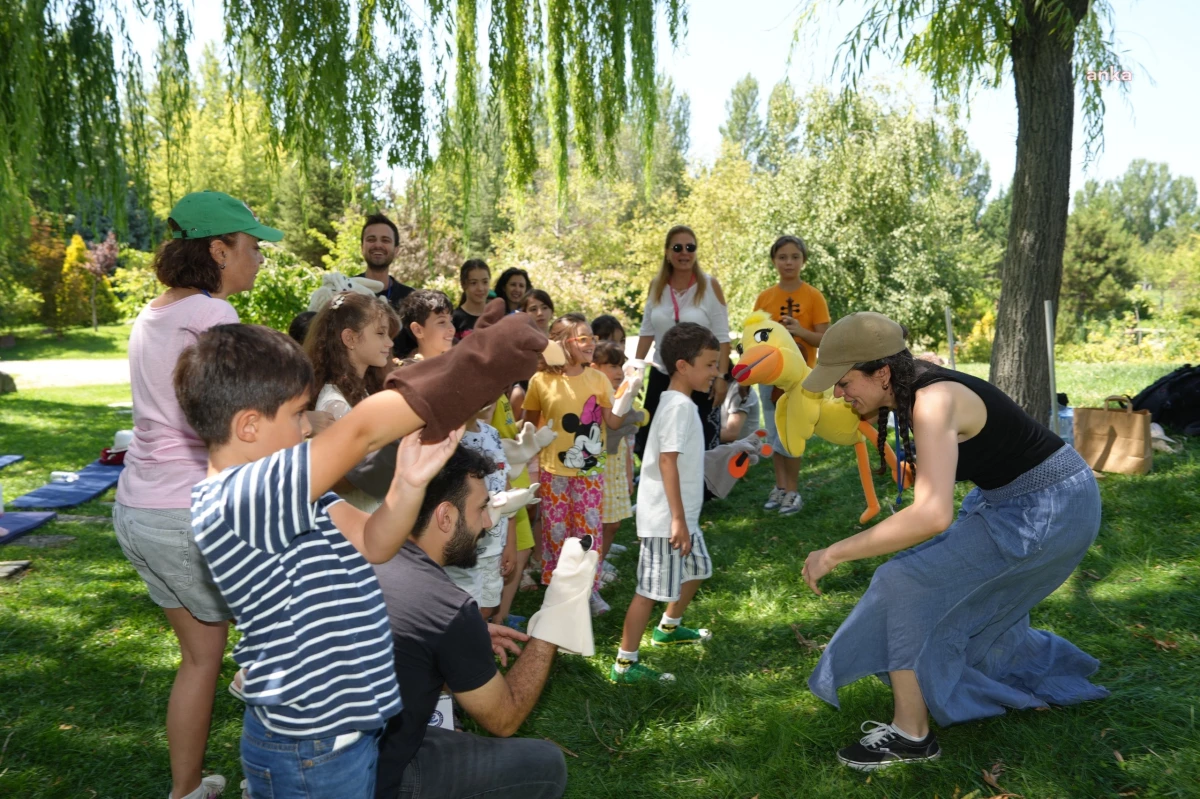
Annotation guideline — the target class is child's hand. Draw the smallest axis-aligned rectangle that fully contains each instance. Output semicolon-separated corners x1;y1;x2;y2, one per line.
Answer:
500;534;517;577
393;427;464;490
669;518;691;556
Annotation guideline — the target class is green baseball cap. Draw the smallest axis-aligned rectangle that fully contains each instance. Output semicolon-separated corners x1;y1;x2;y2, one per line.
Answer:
168;191;284;242
802;311;907;393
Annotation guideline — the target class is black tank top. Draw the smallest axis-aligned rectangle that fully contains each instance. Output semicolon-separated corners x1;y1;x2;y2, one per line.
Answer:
911;366;1064;490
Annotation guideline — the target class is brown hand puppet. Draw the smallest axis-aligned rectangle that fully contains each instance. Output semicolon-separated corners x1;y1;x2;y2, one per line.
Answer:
384;298;565;441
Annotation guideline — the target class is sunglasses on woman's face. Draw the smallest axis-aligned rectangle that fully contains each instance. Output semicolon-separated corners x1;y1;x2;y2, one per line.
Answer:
671;243;697;253
568;335;596;345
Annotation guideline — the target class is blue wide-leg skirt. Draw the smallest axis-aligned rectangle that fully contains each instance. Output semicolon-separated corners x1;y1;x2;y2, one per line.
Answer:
808;445;1109;726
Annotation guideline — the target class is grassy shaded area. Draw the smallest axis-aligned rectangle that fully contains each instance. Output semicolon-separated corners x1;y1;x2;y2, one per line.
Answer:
0;324;130;361
958;362;1187;409
1;372;1196;798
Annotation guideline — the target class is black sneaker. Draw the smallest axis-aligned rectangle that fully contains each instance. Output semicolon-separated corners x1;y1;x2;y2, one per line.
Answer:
836;721;941;771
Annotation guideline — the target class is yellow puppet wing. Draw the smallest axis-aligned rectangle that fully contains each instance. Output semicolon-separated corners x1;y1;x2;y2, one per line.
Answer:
813;394;865;446
774;387;820;456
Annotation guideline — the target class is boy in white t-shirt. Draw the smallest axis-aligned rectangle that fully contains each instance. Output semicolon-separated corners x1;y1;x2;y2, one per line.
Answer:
611;322;721;684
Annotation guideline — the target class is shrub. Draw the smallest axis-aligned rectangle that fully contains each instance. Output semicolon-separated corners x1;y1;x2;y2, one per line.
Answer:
55;234;119;330
111;248;159;320
958;311;995;363
0;282;42;332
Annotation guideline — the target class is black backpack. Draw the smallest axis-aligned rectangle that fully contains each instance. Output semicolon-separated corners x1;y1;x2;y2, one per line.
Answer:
1132;364;1200;435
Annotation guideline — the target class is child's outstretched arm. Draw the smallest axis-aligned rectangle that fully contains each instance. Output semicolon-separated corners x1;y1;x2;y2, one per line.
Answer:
311;307;555;498
308;390;426;501
328;428;463;563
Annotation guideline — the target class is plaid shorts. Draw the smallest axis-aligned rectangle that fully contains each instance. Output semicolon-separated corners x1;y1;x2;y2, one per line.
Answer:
635;532;712;602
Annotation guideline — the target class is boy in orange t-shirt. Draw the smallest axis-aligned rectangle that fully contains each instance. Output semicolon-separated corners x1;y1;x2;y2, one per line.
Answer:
750;235;831;516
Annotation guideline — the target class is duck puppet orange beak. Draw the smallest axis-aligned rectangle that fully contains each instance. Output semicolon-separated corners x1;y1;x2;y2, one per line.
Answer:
731;344;784;387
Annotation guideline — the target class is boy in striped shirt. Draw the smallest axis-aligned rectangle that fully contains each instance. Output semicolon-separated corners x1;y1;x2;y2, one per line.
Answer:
176;323;538;799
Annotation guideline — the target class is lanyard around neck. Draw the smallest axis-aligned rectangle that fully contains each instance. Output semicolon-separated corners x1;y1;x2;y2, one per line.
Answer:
669;272;696;323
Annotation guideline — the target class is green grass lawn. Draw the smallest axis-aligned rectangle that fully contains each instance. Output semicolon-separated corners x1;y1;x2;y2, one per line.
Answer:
1;372;1196;798
0;324;131;361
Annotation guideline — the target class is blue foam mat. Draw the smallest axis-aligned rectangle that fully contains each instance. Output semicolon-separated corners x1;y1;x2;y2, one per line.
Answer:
9;461;124;509
0;455;24;470
0;511;58;545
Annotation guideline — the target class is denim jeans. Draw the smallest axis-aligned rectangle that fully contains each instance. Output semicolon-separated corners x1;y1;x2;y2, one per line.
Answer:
379;726;566;799
242;707;382;799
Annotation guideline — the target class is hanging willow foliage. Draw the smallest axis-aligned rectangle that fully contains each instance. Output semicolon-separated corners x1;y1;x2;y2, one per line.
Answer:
0;0;685;242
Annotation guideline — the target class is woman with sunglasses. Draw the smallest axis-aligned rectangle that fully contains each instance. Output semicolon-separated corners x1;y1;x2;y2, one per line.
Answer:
634;225;732;460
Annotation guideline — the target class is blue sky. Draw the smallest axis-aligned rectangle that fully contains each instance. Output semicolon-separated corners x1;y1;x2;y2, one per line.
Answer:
147;0;1194;203
658;0;1196;199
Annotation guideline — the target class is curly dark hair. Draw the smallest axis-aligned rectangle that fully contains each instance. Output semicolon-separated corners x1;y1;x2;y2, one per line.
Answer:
494;267;533;312
854;349;919;478
395;289;454;358
154;219;237;292
304;293;400;409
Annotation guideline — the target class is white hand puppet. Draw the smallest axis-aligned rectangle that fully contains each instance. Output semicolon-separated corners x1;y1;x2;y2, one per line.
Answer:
611;360;646;417
526;537;597;656
307;272;386;312
500;420;556;480
486;483;541;528
704;429;772;500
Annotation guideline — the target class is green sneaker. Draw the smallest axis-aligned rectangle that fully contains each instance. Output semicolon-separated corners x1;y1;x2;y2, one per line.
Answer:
651;625;713;646
609;661;675;684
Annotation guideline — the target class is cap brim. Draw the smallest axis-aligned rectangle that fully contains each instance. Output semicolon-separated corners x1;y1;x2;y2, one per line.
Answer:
802;361;854;393
244;223;284;242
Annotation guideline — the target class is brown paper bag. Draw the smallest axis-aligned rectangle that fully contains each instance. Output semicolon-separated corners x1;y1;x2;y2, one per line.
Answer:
1074;395;1153;475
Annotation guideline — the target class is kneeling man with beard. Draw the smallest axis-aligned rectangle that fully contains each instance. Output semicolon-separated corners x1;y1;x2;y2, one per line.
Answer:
373;445;568;799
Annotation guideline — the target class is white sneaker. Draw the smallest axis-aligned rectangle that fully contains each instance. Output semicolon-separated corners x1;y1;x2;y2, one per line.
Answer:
779;491;803;515
609;543;628;555
590;590;611;616
172;775;227;799
763;486;785;510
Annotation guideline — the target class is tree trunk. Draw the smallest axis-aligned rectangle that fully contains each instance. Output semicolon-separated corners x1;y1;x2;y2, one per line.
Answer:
990;0;1089;422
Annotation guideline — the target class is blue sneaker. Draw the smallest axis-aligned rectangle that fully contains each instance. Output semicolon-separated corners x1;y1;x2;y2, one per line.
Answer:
504;614;527;631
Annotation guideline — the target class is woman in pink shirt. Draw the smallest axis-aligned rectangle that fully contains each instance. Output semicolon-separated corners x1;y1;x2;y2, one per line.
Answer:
113;191;282;799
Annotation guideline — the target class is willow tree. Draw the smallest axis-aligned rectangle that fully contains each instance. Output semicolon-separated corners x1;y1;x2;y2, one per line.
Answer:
0;0;686;244
799;0;1128;420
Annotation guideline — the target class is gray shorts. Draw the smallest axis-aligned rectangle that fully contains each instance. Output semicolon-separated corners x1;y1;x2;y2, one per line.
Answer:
113;502;232;622
635;533;712;602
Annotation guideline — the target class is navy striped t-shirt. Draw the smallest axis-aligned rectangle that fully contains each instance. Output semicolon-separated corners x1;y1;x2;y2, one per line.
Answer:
191;441;402;737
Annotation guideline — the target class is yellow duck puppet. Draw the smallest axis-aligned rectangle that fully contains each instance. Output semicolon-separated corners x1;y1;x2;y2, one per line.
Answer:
731;310;911;524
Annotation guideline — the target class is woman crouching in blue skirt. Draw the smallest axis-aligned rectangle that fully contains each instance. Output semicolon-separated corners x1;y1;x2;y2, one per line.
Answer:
799;311;1108;771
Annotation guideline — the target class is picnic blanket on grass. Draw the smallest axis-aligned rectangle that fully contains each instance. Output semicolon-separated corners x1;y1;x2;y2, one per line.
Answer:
9;461;124;509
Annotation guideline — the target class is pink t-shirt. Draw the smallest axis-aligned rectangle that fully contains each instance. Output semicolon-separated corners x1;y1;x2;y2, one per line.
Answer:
115;294;239;509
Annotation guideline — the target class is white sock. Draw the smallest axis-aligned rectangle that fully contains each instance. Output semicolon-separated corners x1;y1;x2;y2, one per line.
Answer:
615;648;639;671
659;614;682;630
891;722;926;741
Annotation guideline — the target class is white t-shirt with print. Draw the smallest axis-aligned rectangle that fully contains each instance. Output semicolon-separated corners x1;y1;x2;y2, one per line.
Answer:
461;422;509;558
636;390;704;538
